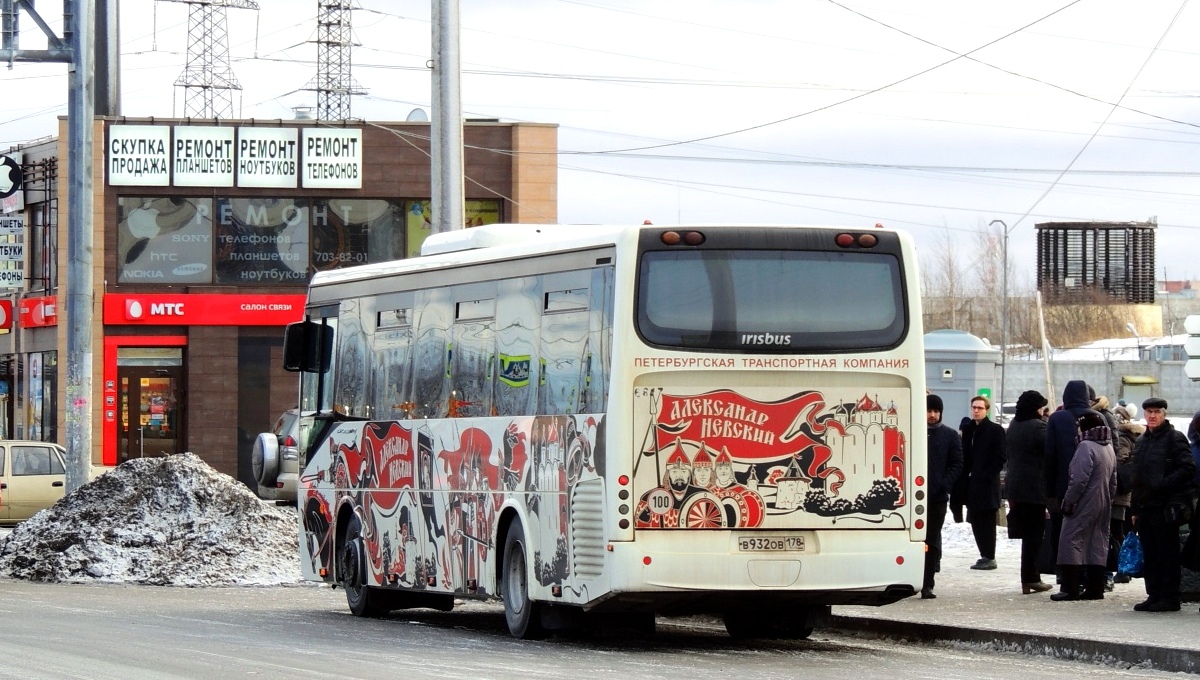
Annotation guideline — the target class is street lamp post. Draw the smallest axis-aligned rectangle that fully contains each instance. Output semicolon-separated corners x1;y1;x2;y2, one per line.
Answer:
991;219;1010;421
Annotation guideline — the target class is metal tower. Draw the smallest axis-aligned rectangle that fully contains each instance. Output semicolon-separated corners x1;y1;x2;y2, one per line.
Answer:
311;1;366;120
163;0;260;119
1036;219;1158;304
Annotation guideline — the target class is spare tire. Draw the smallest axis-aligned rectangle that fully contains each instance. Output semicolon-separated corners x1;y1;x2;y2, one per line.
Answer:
252;432;281;487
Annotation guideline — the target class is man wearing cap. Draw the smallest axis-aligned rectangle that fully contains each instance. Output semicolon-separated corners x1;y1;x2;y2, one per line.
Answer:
922;394;963;599
1129;397;1196;612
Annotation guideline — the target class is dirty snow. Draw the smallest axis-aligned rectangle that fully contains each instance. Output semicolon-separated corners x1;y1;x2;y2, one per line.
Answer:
0;452;302;586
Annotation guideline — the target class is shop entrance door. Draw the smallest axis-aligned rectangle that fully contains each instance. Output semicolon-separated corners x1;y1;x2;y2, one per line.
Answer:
118;367;184;463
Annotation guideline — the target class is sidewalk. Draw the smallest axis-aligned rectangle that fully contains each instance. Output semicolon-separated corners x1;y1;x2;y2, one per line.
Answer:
832;521;1200;673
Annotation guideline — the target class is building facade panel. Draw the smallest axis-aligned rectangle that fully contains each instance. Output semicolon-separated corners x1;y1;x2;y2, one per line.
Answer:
3;116;557;488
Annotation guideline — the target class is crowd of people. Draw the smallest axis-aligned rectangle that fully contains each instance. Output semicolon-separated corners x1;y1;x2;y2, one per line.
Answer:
923;384;1200;613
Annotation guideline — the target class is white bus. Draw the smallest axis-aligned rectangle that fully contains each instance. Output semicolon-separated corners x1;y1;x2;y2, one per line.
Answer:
282;223;927;639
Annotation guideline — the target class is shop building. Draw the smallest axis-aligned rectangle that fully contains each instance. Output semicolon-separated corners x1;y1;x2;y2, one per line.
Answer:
0;117;557;487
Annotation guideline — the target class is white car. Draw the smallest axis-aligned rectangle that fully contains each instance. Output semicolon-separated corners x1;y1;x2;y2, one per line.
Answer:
252;409;314;504
994;402;1016;427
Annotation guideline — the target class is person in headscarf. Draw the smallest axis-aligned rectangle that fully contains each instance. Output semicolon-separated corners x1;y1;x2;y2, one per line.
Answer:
1004;390;1052;594
1051;411;1118;601
1044;380;1098;594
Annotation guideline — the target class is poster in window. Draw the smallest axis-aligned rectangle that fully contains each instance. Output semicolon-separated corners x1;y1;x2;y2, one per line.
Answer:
404;199;502;258
117;197;214;284
311;199;405;271
215;197;310;285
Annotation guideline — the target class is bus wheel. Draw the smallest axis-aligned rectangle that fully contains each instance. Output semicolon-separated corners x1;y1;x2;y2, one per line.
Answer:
501;523;546;639
341;516;387;617
723;611;812;640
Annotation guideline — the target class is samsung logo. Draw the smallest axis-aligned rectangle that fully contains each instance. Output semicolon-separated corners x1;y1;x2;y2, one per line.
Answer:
741;333;792;345
173;263;208;276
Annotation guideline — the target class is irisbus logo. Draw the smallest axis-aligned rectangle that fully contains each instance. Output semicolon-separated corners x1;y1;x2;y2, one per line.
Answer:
741;333;792;346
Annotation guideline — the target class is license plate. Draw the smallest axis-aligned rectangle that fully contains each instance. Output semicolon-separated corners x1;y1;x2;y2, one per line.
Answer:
737;535;805;552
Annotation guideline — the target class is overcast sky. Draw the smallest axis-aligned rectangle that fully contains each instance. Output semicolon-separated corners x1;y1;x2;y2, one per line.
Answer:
3;0;1198;283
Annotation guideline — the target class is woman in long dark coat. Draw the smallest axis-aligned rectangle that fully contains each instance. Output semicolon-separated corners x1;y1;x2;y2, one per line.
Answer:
1052;411;1118;601
1003;390;1051;593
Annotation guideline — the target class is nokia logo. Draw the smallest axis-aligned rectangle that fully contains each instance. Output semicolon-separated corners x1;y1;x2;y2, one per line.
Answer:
741;333;792;345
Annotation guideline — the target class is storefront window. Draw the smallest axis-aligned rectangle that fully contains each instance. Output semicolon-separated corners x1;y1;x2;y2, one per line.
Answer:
311;199;405;271
215;197;310;285
25;351;55;442
404;199;502;257
117;197;214;284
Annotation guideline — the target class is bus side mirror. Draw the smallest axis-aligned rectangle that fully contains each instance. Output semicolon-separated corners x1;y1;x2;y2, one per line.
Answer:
283;321;332;373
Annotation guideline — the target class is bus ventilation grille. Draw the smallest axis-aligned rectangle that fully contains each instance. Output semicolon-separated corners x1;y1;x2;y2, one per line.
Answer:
570;478;605;580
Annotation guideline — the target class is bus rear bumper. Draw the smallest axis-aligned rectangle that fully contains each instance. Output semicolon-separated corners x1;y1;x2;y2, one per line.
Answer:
596;532;923;612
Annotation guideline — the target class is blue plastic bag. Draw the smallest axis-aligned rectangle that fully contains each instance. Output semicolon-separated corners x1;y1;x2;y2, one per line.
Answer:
1118;532;1144;578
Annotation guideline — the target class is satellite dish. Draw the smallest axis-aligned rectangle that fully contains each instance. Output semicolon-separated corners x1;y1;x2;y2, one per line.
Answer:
406;108;429;122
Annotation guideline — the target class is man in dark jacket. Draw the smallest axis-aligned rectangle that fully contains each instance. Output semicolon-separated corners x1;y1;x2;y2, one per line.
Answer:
1044;380;1097;590
1130;397;1196;612
922;393;964;599
961;395;1006;570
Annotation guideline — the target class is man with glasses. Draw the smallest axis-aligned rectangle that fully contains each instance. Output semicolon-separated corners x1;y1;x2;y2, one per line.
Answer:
961;395;1007;570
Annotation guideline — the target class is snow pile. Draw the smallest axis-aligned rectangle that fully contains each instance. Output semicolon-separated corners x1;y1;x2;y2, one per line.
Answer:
0;452;302;586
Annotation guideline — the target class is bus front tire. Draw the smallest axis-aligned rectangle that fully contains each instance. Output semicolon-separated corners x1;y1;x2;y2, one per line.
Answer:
501;522;546;639
341;516;389;618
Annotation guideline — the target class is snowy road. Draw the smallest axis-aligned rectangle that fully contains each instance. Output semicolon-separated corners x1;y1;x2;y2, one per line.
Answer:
0;579;1180;680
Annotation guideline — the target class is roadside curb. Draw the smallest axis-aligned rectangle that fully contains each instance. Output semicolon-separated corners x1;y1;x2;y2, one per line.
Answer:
829;614;1199;674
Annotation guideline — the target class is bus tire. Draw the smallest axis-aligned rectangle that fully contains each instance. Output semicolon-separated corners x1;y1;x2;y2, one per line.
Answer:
723;611;812;640
501;522;546;639
341;516;389;618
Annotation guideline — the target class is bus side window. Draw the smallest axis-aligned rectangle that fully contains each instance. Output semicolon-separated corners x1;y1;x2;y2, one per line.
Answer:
540;271;591;416
411;288;452;419
494;275;540;418
450;288;496;418
582;266;615;413
374;304;415;420
334;299;371;418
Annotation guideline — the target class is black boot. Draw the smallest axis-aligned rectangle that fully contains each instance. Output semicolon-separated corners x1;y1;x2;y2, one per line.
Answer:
1050;565;1083;601
1080;565;1106;600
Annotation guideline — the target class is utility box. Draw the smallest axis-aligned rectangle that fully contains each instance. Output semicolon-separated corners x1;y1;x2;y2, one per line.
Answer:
924;329;1001;429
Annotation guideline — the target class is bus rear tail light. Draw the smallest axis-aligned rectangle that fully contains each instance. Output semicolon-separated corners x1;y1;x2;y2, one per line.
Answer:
660;230;705;246
835;232;879;248
617;474;632;528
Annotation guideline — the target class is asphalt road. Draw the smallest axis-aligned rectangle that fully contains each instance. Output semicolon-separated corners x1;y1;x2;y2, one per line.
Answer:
0;580;1183;680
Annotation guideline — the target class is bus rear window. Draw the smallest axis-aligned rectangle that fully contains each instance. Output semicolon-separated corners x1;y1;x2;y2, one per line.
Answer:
636;249;906;352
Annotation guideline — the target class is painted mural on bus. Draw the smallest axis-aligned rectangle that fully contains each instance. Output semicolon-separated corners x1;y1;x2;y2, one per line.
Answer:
299;415;604;597
632;387;909;530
